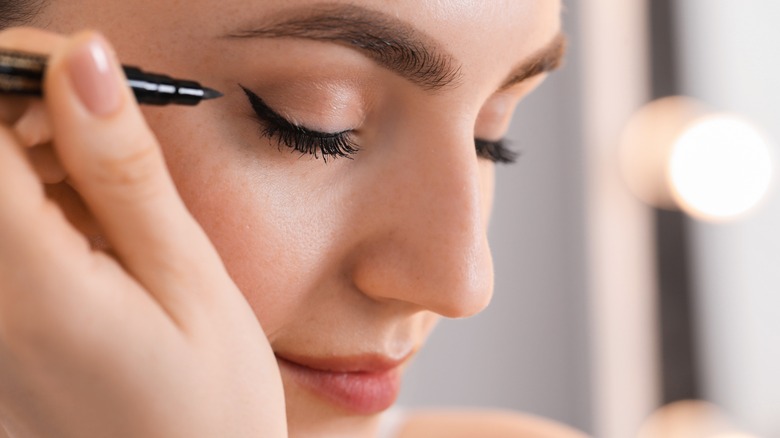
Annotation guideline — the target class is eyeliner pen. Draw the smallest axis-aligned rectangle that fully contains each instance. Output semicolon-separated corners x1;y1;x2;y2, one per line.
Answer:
0;48;223;106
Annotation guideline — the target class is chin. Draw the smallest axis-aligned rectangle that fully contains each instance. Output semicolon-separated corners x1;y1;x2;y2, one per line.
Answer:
283;385;389;438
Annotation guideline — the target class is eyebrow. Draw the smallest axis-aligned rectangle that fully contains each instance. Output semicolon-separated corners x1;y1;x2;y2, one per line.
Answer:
499;33;567;91
225;3;565;93
226;4;460;91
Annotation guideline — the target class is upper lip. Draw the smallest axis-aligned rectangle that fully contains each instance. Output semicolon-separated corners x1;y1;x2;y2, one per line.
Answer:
275;350;414;374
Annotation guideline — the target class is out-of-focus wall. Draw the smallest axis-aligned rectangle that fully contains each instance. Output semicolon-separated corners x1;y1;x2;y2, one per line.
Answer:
675;1;780;435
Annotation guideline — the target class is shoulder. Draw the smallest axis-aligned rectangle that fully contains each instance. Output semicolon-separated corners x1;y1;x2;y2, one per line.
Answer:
395;409;589;438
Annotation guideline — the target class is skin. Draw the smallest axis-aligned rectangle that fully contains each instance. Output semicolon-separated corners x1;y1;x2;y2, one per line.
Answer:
0;1;585;437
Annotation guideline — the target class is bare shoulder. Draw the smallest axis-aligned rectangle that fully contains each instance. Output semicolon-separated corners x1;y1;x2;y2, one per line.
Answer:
396;409;589;438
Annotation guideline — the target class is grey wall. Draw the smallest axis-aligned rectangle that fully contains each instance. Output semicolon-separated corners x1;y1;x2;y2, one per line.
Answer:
675;1;780;435
397;3;592;432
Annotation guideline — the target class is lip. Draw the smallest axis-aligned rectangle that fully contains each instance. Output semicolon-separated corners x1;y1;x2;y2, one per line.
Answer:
275;351;410;415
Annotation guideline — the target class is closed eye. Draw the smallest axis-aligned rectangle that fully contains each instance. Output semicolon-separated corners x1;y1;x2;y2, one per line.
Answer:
241;84;518;164
241;85;359;162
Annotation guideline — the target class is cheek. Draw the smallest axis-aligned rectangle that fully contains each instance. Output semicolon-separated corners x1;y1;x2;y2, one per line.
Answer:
146;110;318;333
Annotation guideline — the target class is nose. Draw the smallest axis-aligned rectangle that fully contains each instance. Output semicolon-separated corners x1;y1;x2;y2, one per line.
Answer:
348;126;494;318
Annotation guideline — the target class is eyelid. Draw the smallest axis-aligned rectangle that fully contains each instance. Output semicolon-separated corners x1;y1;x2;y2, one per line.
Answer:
240;84;359;161
240;84;516;164
239;84;350;137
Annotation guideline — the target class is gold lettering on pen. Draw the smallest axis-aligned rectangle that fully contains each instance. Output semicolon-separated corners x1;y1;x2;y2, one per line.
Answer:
0;49;46;75
0;74;41;93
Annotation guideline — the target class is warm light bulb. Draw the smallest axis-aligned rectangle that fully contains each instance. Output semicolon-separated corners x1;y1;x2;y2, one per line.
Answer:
619;96;705;209
712;434;762;438
636;400;759;438
668;114;773;221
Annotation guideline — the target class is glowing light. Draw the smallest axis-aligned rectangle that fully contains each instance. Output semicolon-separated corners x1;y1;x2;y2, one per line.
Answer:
636;400;763;438
619;96;704;209
712;434;762;438
668;115;773;221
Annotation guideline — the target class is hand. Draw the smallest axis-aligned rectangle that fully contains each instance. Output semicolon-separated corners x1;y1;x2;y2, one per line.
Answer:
0;28;286;437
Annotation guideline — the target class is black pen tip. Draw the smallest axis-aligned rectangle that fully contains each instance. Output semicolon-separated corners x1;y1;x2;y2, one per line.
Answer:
202;87;223;100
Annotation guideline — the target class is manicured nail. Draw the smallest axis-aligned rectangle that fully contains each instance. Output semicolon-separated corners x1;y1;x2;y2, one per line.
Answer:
67;34;123;116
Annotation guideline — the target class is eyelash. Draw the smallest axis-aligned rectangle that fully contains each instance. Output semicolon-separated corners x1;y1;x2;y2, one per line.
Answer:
475;138;518;164
241;85;358;162
241;85;517;164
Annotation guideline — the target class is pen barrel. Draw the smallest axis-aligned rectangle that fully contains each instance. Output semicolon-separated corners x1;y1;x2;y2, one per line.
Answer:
0;49;45;95
0;50;215;106
123;66;204;106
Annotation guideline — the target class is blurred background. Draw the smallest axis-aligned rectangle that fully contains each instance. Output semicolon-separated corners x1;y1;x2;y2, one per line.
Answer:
398;1;780;437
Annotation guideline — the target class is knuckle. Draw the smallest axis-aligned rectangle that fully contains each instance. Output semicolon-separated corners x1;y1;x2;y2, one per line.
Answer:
89;138;165;195
0;26;66;52
14;101;51;147
0;26;39;46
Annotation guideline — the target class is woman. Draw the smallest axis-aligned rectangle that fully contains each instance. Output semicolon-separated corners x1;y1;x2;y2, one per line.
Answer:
0;0;584;436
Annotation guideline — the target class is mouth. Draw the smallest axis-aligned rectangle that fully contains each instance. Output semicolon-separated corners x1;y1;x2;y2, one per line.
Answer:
274;351;411;415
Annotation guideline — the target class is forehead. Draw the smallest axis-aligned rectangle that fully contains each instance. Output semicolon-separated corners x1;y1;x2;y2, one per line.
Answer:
46;0;561;91
248;2;554;84
105;2;554;57
179;1;560;34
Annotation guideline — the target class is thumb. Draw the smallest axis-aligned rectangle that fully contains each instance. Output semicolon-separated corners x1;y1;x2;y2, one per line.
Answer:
44;31;227;325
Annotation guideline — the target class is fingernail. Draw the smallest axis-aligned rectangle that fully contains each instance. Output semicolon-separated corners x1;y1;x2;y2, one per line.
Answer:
67;34;123;116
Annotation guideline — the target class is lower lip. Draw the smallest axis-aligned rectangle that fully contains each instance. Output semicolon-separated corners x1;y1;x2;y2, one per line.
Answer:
276;356;402;415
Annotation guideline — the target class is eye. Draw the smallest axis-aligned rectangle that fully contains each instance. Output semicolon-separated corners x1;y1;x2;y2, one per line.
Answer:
241;85;359;162
475;138;518;164
242;84;517;164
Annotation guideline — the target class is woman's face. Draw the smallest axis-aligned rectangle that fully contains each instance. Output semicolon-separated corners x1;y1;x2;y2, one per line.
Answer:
36;0;562;436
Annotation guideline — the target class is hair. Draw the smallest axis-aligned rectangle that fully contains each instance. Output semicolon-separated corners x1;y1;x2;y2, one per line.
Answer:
0;0;46;30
